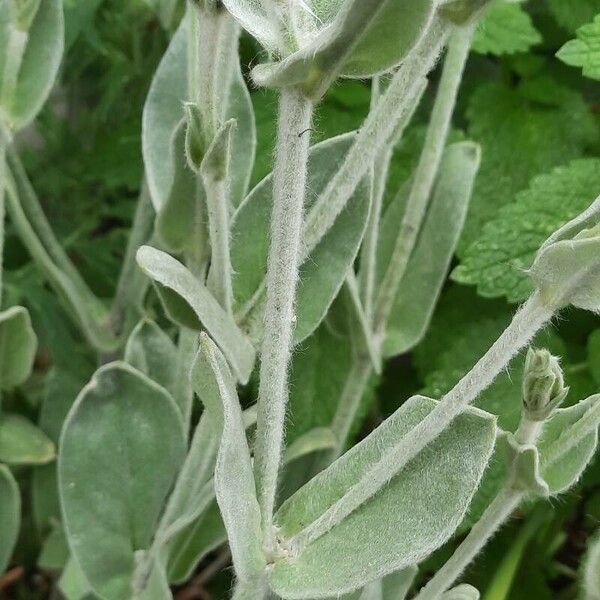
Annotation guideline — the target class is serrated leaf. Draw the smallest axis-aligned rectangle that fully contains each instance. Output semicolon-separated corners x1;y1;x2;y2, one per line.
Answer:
472;2;541;56
453;159;600;302
136;245;256;383
557;15;600;81
269;396;496;598
191;334;265;583
460;81;597;252
0;465;20;574
0;305;37;390
377;141;480;357
232;133;371;345
142;17;255;211
0;0;64;129
0;414;55;465
59;362;186;600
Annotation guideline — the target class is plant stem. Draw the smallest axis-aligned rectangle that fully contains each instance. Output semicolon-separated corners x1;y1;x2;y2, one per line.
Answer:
291;293;553;550
109;180;154;336
0;24;27;115
413;486;524;600
374;24;474;335
253;87;313;552
300;19;448;260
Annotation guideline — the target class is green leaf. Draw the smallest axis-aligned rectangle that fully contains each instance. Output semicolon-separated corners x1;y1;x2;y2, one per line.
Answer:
443;584;480;599
453;159;600;302
472;2;541;56
59;362;186;600
547;0;600;32
377;141;480;357
59;558;94;600
232;133;371;345
136;245;256;384
38;522;69;571
142;19;255;211
0;305;37;390
582;531;600;600
557;15;600;81
0;465;20;574
0;0;64;129
191;333;265;582
124;319;179;401
460;80;597;252
538;394;600;494
283;427;337;464
269;396;496;598
0;413;55;465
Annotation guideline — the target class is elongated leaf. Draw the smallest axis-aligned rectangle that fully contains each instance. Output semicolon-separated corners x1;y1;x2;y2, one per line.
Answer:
142;18;255;211
0;414;55;465
0;465;20;574
283;427;337;464
377;142;481;358
583;532;600;600
125;319;179;401
191;333;265;582
269;396;496;598
136;246;256;383
0;0;64;129
59;362;186;600
232;133;371;344
0;305;37;390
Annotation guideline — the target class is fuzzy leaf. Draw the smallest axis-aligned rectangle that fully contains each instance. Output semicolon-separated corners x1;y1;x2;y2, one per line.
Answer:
124;319;179;401
0;305;37;390
136;245;256;383
460;81;597;252
377;141;480;357
269;396;496;598
0;465;20;574
443;584;480;599
453;159;600;302
0;414;55;466
191;333;265;582
557;15;600;81
0;0;64;129
142;19;255;211
583;532;600;600
59;362;186;600
472;2;541;56
232;133;371;345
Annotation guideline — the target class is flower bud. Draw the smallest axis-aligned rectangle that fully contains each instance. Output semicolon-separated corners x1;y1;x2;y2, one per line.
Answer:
522;348;568;422
184;102;207;172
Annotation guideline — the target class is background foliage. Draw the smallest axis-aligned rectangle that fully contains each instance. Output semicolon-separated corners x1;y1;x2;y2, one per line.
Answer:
2;0;599;598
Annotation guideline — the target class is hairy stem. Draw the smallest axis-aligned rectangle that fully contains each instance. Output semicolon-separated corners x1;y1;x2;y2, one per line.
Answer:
253;87;313;552
300;19;448;260
291;294;553;549
374;24;474;335
413;486;524;600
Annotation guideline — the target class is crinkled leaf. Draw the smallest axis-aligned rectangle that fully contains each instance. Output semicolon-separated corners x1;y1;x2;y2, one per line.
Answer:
472;2;541;56
136;245;255;383
270;396;496;598
0;414;55;465
453;159;600;302
191;334;264;582
460;80;597;252
0;465;20;574
1;0;64;129
377;141;480;357
557;14;600;80
59;362;186;600
0;305;37;390
142;18;255;211
232;133;371;345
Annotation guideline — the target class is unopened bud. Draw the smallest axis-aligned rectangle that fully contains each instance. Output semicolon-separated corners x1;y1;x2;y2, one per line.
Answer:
522;348;568;421
184;102;207;172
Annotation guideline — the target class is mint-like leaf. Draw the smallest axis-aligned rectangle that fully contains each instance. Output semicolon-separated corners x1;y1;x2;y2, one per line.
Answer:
557;15;600;80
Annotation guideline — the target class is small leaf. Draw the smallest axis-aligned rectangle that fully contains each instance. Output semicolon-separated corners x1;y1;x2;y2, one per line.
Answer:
59;558;94;600
0;305;37;390
124;319;179;401
283;427;337;464
472;2;541;56
270;396;496;598
191;333;265;582
59;362;186;600
378;141;480;357
500;433;549;497
0;465;20;574
136;245;256;383
1;0;64;129
0;414;55;465
557;14;600;81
